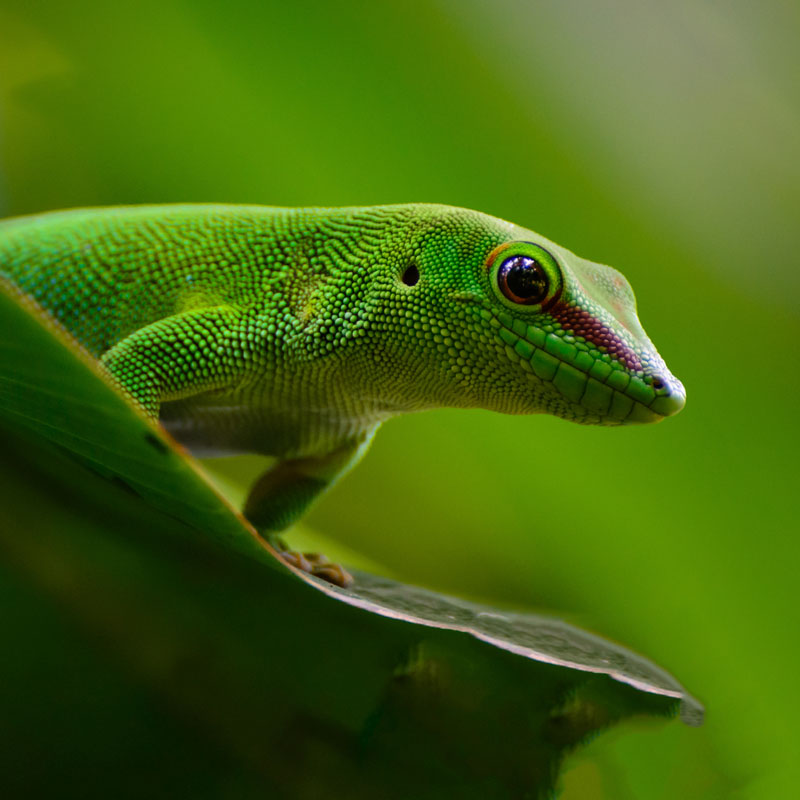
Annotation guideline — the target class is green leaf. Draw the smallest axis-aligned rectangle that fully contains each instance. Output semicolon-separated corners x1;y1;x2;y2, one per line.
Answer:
0;277;702;798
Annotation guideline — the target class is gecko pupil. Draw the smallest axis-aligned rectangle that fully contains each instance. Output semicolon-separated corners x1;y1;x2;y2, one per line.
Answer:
499;256;549;304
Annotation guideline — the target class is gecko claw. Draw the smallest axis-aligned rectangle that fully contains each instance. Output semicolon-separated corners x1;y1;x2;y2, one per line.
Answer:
279;550;354;588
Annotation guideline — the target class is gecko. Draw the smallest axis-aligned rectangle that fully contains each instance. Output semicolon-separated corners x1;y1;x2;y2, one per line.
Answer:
0;204;685;585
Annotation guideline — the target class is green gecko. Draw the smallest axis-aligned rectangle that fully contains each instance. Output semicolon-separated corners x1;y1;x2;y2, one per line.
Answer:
0;204;685;585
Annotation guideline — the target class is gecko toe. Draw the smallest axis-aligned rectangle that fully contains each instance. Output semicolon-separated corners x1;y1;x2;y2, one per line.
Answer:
279;550;353;588
310;562;354;588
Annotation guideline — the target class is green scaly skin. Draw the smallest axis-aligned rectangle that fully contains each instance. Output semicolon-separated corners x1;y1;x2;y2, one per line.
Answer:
0;204;685;584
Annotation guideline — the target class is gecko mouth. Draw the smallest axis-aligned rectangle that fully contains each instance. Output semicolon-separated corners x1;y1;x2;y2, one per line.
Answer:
591;375;685;425
495;316;686;424
572;372;685;425
506;334;686;425
548;376;685;425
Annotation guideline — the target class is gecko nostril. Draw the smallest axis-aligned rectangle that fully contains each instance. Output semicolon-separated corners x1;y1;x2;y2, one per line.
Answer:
651;375;666;391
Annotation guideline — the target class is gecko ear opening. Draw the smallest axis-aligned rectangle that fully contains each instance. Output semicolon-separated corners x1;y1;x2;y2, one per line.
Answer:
402;263;420;286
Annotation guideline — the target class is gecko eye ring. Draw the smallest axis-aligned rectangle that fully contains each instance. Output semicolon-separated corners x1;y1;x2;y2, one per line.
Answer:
488;242;562;311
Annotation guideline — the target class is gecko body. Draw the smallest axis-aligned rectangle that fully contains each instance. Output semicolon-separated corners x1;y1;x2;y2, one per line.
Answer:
1;204;685;583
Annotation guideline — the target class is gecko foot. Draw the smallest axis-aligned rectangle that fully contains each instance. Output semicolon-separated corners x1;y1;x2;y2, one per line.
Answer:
279;550;354;588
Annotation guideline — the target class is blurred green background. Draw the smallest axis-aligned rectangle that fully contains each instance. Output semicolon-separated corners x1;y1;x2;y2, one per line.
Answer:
0;0;797;797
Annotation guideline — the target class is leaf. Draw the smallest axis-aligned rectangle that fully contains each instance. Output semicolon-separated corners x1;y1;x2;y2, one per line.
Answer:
0;277;702;798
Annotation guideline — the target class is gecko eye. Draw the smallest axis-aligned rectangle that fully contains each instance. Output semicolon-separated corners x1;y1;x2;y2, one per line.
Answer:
487;242;563;310
497;256;549;305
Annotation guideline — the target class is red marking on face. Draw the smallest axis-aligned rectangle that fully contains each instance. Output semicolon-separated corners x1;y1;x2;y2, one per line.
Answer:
549;301;642;371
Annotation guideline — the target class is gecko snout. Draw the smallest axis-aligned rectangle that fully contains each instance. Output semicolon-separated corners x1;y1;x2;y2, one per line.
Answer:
650;375;686;418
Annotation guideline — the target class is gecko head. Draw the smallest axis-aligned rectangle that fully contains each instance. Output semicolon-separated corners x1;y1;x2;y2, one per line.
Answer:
475;237;685;424
392;206;686;425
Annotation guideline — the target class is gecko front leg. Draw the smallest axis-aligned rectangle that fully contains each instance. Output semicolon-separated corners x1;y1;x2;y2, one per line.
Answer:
100;305;372;588
244;431;376;587
100;306;247;418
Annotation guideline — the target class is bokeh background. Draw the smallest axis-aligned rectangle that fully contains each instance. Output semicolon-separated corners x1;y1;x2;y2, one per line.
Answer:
1;1;797;797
